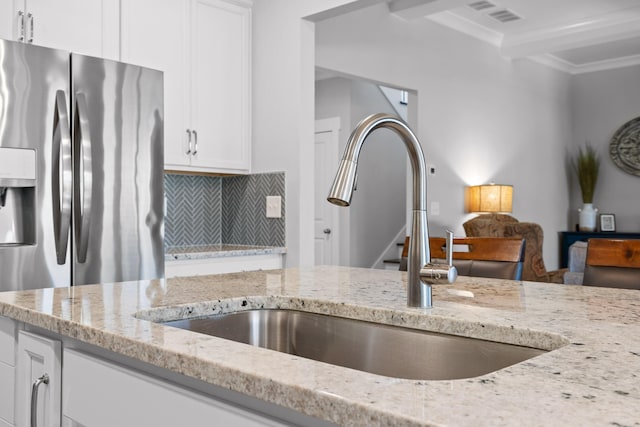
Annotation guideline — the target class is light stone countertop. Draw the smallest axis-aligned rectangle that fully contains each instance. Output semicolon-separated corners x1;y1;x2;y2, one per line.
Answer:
165;244;287;261
0;266;639;426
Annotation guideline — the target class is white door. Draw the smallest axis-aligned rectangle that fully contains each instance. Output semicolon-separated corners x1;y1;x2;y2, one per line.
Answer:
314;118;341;266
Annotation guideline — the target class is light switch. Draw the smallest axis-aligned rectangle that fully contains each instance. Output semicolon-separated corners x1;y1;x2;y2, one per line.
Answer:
430;201;440;216
266;196;282;218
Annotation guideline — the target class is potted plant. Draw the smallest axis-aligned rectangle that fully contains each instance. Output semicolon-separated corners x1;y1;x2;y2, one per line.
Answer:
572;143;600;231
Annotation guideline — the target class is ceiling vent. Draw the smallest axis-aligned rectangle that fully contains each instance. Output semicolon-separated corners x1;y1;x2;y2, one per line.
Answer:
488;9;522;23
467;1;496;11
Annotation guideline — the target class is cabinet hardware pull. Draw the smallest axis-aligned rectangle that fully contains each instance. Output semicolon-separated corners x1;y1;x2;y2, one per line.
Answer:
186;129;192;155
192;130;198;155
31;373;49;427
18;11;25;42
27;13;34;43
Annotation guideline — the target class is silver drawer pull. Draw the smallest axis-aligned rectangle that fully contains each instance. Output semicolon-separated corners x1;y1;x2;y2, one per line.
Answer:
18;11;25;41
31;373;49;427
27;13;34;43
192;130;198;155
186;129;192;154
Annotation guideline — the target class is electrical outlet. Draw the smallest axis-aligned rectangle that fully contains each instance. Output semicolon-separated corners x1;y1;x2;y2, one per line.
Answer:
266;196;282;218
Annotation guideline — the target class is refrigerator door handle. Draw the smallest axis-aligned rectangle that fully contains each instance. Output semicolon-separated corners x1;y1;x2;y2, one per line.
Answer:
52;90;72;265
73;93;93;264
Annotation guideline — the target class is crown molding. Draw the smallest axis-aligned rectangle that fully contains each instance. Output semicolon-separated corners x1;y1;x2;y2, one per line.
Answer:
528;52;640;75
501;8;640;58
389;0;469;21
427;7;640;75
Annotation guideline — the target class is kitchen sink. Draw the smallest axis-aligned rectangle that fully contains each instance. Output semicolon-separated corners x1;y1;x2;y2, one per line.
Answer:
161;309;547;380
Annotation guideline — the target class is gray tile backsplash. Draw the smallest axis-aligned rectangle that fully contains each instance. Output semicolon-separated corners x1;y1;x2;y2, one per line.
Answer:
222;172;286;247
164;174;222;247
164;172;285;248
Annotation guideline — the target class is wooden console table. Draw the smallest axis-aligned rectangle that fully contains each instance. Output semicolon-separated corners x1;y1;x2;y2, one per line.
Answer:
559;231;640;268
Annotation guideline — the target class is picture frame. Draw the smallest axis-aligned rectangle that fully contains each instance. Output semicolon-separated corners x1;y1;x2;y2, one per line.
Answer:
599;214;616;232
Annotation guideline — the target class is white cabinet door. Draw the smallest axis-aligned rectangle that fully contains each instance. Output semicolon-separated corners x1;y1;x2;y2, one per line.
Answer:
0;2;15;41
120;0;192;169
16;331;61;427
0;317;17;426
6;0;119;59
189;0;251;173
63;349;287;427
122;0;251;174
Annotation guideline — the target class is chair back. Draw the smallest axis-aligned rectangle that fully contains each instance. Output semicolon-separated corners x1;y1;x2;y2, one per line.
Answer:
583;239;640;289
400;236;525;280
462;214;563;282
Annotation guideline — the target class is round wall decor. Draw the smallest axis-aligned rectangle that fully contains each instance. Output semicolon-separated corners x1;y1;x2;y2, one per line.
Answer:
610;116;640;177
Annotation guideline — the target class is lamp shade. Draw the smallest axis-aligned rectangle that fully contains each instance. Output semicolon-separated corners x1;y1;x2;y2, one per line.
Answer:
466;184;513;213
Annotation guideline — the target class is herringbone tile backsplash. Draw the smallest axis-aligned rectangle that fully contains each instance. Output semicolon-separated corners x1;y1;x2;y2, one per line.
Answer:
222;172;286;247
164;172;285;248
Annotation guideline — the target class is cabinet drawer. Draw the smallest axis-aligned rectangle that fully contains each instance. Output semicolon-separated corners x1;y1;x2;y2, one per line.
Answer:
0;316;16;366
63;349;287;427
0;362;15;424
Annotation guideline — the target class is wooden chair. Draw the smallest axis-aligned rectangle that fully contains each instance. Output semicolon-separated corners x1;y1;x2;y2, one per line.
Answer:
582;239;640;289
399;236;526;280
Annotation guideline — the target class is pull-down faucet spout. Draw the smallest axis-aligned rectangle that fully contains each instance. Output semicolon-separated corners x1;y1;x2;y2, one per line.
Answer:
327;113;456;308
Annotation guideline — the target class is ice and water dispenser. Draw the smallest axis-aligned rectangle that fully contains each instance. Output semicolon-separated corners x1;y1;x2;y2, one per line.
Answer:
0;147;36;246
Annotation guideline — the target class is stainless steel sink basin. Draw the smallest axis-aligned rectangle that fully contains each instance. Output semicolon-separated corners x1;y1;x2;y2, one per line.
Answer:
161;309;546;380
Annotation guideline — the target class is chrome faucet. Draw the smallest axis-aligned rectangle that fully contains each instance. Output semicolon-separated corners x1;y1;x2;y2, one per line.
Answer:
327;113;457;308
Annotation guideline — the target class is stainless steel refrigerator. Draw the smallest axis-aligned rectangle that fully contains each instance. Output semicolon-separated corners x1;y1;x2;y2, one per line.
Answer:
0;39;164;291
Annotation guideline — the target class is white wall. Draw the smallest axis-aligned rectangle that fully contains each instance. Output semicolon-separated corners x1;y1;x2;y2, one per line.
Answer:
315;3;573;270
316;77;407;268
253;0;574;271
571;65;640;231
252;0;363;268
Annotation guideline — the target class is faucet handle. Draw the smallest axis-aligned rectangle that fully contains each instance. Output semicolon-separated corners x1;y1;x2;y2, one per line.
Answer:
445;229;454;267
420;231;458;285
420;263;457;285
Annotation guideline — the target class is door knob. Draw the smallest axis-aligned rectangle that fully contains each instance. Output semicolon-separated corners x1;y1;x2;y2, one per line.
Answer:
323;228;331;234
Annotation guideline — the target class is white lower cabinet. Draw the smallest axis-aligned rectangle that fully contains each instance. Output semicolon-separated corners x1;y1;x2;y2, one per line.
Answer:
0;363;15;427
165;254;284;278
0;316;17;427
16;330;62;427
62;349;287;427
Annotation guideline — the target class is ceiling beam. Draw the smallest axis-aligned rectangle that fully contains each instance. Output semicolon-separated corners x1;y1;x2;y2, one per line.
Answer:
388;0;469;21
501;9;640;58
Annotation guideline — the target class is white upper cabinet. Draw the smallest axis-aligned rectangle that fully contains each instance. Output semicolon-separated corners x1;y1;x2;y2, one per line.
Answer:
122;0;252;175
1;0;119;60
120;0;190;173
